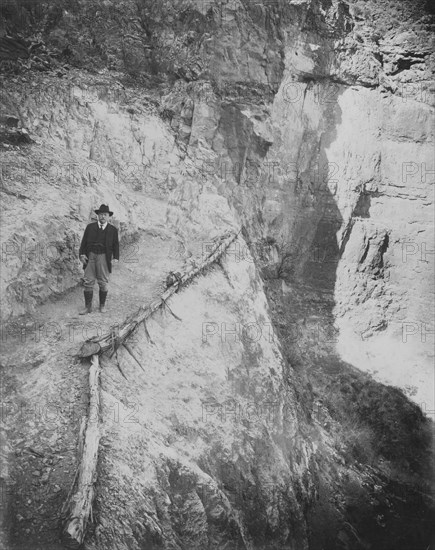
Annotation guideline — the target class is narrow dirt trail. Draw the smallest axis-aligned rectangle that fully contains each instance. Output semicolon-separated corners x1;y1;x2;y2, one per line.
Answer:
1;230;187;549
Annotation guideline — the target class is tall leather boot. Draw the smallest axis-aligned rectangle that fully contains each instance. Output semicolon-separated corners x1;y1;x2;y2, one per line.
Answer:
99;290;108;313
79;290;93;314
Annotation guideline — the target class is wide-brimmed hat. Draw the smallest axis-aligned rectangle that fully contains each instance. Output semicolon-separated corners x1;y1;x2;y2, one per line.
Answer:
94;204;113;216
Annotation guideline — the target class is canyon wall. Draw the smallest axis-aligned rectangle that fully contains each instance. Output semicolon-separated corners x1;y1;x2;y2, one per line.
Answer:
0;0;434;549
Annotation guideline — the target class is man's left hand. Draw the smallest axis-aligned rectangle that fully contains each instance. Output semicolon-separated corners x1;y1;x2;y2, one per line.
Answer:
112;259;119;265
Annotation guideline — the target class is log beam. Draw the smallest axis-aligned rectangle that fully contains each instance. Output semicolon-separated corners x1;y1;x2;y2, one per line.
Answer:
61;355;101;548
77;231;239;358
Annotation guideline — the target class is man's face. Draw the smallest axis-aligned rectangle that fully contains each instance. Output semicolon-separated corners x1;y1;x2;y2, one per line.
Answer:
98;212;109;224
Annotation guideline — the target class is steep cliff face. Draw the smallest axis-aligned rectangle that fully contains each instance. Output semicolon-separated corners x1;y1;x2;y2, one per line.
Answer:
0;82;316;546
1;0;434;549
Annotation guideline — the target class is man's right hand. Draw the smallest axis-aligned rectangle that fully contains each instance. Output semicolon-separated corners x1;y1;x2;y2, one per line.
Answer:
80;254;88;265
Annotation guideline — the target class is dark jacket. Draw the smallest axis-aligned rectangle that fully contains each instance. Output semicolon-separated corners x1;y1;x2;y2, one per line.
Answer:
79;222;119;273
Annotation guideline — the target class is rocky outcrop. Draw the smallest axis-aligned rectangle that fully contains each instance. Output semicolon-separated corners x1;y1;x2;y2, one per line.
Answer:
157;0;435;410
90;249;316;550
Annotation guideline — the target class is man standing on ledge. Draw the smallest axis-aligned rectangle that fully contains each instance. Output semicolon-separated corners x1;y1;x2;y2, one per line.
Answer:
79;204;119;314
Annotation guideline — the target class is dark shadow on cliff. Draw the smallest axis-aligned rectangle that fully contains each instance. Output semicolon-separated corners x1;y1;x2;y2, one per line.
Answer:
259;84;434;550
